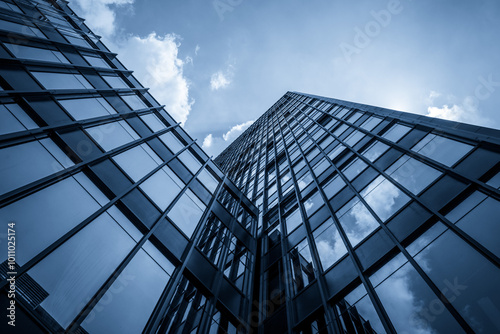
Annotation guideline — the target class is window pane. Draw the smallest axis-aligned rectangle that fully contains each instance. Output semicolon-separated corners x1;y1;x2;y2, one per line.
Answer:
313;218;347;269
197;168;219;193
342;158;368;181
343;285;385;333
382;123;411;142
178;150;202;174
361;176;410;221
59;97;115;120
337;198;379;246
86;120;139;151
304;191;323;217
0;174;101;265
410;224;500;333
32;72;93;89
385;155;442;195
323;175;346;199
362;141;389;162
83;55;110;68
285;208;302;234
0;139;67;195
297;172;313;191
82;249;172;334
122;94;147;110
140;166;183;210
446;192;500;257
140;113;166;132
103;75;129;89
113;144;161;182
412;134;473;167
167;190;206;237
371;254;464;333
0;104;28;134
289;238;315;294
29;212;136;328
159;132;184;153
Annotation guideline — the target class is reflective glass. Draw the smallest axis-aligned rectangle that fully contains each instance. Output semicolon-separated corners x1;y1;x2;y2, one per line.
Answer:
197;168;219;193
159;131;184;153
411;134;473;167
29;212;136;328
304;191;323;217
361;176;410;221
323;175;346;199
362;141;389;162
371;253;464;333
0;174;101;265
122;94;147;110
5;43;69;63
409;224;500;333
360;116;382;131
337;197;379;246
385;155;442;195
344;285;385;333
297;172;313;191
313;218;347;269
167;189;206;237
446;191;500;257
83;55;110;68
82;249;171;334
103;75;129;89
113;144;161;181
0;139;68;195
382;123;411;142
178;150;202;174
32;72;93;89
342;158;368;181
59;97;116;120
140;166;183;210
140;113;166;132
285;208;302;233
289;238;315;294
86;120;139;151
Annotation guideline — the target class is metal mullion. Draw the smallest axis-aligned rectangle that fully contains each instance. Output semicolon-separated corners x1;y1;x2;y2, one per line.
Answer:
294;95;476;333
0;122;181;207
288;94;500;201
0;57;133;75
276;110;338;334
0;137;195;291
283;109;398;334
0;87;149;99
144;174;227;334
0;105;166;146
67;158;212;333
297;100;500;269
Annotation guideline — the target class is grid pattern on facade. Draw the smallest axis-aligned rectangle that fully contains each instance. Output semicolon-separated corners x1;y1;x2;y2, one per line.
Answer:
0;1;257;333
215;92;500;334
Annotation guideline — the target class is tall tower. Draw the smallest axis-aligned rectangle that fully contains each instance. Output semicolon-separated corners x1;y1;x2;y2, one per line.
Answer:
216;92;500;334
1;1;500;333
0;1;257;333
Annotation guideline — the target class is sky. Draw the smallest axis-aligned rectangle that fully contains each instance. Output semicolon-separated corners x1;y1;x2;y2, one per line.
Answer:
69;0;500;157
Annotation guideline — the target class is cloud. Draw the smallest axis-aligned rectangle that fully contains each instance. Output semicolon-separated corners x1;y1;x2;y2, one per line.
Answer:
70;1;193;127
195;45;200;55
210;71;231;90
425;92;490;126
202;133;213;148
202;120;254;156
72;0;134;38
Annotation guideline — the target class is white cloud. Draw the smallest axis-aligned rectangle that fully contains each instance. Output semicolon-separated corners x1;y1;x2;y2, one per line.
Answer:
210;71;231;90
425;92;490;126
195;45;200;55
222;120;254;141
202;120;254;156
72;0;134;38
70;1;194;126
202;133;213;148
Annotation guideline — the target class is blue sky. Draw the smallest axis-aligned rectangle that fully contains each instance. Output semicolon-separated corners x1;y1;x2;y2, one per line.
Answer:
70;0;500;157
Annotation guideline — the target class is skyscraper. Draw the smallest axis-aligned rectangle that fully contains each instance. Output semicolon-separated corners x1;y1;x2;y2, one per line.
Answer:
0;1;257;333
215;92;500;334
1;1;500;334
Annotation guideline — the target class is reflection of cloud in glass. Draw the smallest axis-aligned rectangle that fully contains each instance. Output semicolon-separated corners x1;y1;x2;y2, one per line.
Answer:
338;199;379;246
361;176;409;221
313;219;347;269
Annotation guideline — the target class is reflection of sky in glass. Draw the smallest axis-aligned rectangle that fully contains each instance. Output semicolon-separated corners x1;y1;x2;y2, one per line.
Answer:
445;192;500;257
344;284;386;333
381;123;412;142
385;155;441;195
337;197;379;247
342;158;368;181
362;141;389;162
411;134;473;167
323;175;346;199
361;176;410;221
410;225;500;333
304;191;323;217
298;172;313;190
313;218;347;270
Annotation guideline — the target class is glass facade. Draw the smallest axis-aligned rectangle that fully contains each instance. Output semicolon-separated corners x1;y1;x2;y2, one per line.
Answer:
215;93;500;334
1;1;500;334
0;1;257;333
